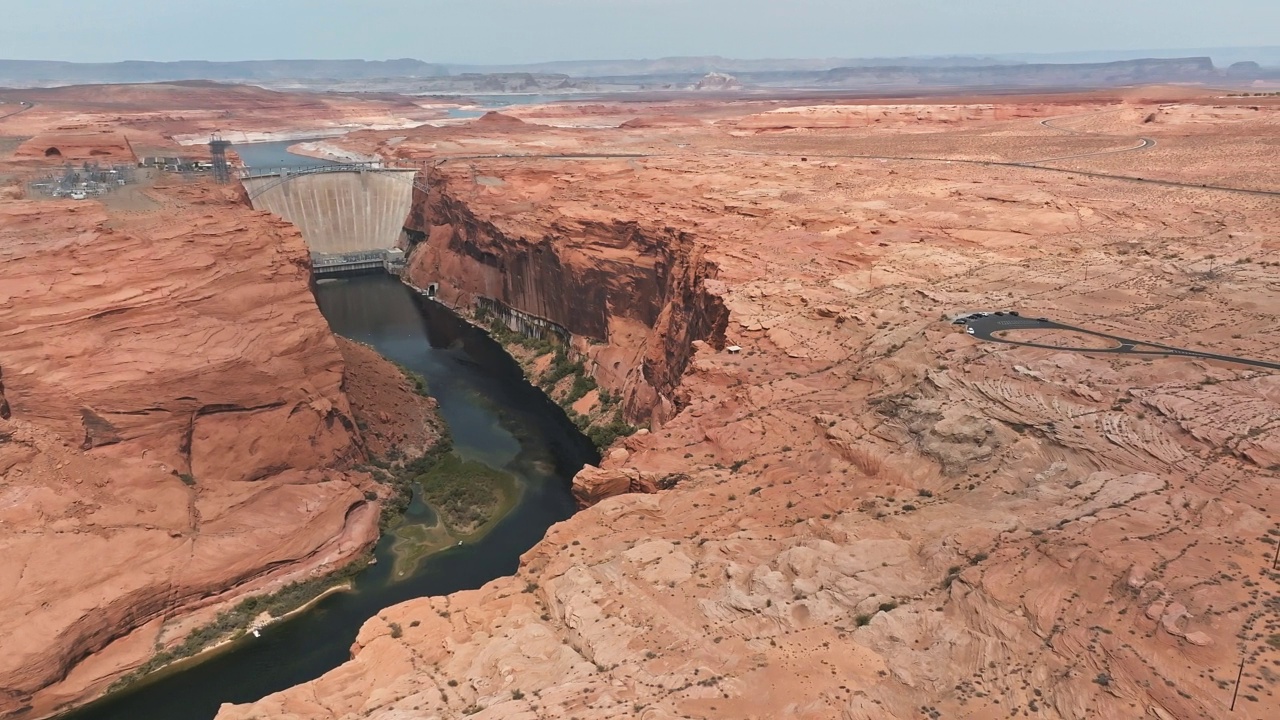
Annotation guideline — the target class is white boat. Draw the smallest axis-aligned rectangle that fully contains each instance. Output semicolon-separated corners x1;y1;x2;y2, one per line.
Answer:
252;629;261;638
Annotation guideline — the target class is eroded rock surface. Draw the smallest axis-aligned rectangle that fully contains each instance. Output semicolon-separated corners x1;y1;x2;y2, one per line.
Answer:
218;91;1280;720
0;180;381;718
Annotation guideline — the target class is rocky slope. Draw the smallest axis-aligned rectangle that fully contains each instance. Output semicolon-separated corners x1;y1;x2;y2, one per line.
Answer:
220;95;1280;719
0;178;395;719
335;337;442;463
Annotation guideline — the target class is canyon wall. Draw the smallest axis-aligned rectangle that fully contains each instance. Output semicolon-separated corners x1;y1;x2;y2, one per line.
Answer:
0;181;381;718
216;100;1280;720
404;170;728;427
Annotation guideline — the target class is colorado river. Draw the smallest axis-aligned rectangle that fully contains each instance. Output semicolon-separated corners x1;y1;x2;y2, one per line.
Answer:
61;275;598;720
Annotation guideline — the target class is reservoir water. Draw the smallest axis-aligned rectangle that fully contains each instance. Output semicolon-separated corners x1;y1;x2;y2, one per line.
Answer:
61;275;598;720
232;139;338;169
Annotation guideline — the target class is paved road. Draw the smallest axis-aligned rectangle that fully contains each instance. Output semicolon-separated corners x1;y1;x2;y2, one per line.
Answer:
799;150;1280;198
1023;113;1157;164
753;109;1278;198
963;314;1280;371
0;100;34;122
406;110;1280;198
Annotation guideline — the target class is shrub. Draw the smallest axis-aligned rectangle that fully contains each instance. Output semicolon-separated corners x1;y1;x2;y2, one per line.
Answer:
586;409;636;450
106;548;372;693
542;349;581;387
416;453;507;533
565;371;598;404
379;431;454;531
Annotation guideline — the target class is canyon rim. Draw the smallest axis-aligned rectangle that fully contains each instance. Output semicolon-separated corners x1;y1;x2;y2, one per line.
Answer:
2;41;1280;720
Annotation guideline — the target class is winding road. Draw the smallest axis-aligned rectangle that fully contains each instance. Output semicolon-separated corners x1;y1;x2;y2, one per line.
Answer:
1022;112;1157;164
963;314;1280;371
0;100;33;122
344;107;1280;199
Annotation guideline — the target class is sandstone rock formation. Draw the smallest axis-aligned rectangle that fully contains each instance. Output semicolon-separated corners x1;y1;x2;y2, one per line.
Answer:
404;172;728;429
0;82;468;719
0;178;388;718
221;91;1280;719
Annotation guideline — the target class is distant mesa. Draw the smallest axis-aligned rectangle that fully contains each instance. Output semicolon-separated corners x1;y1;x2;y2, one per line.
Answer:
472;111;527;128
1227;61;1263;77
619;115;703;129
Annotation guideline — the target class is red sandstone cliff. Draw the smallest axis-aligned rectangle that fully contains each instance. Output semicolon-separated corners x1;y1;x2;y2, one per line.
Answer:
404;167;728;429
0;181;380;718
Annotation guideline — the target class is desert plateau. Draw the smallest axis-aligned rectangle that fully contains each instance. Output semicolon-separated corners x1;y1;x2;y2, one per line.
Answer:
215;87;1280;720
2;30;1280;720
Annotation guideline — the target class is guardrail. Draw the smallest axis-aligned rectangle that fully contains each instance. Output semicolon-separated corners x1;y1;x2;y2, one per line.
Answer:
238;162;386;179
310;249;407;278
240;163;430;201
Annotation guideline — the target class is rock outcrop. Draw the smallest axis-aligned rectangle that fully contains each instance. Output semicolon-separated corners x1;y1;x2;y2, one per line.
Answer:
405;170;728;427
0;180;380;718
220;93;1280;720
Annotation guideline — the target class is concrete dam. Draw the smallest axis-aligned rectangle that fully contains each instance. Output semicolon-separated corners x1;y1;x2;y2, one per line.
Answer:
242;167;420;275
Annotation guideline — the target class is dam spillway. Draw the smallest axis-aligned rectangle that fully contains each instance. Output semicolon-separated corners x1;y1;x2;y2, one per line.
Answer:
241;168;419;258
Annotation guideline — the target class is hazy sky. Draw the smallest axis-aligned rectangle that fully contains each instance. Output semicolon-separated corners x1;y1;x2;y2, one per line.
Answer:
8;0;1279;64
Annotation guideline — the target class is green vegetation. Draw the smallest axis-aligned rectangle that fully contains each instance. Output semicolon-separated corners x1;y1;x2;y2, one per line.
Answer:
566;370;598;404
541;348;583;389
417;453;513;534
475;304;556;356
375;430;454;531
475;303;638;451
177;473;196;487
584;408;637;451
107;552;370;693
392;361;430;397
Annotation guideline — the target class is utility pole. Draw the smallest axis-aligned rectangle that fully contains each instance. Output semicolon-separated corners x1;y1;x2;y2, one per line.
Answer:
1230;657;1245;711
